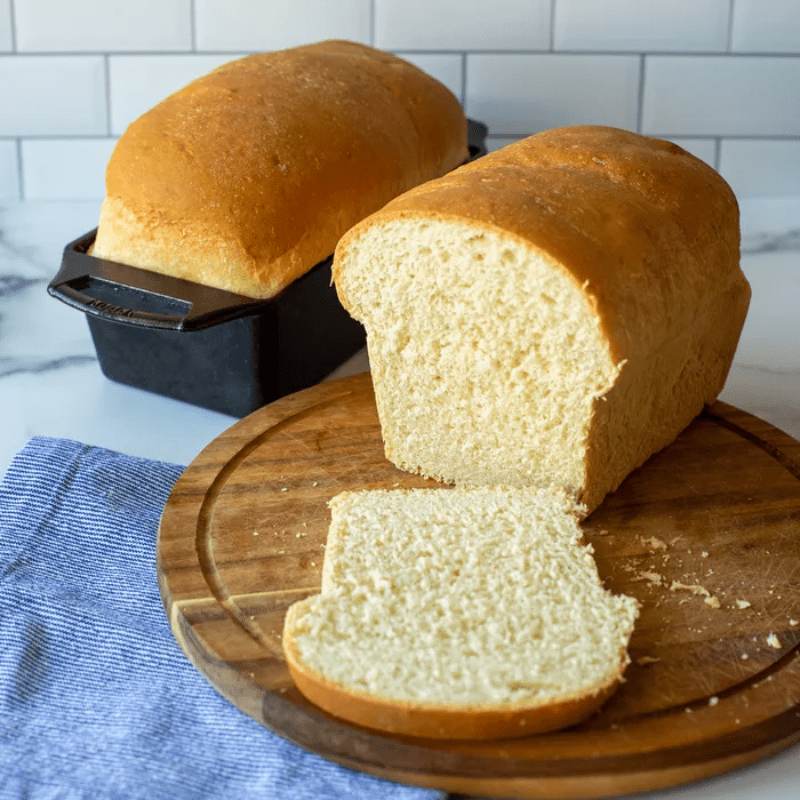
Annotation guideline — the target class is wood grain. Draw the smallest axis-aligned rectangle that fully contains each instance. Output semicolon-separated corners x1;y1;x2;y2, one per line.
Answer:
157;372;800;798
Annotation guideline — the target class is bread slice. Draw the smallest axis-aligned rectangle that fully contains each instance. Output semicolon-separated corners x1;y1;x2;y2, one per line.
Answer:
92;40;468;299
282;487;639;740
332;126;751;512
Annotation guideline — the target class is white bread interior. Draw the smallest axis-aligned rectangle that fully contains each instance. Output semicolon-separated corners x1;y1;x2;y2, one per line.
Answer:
283;487;639;740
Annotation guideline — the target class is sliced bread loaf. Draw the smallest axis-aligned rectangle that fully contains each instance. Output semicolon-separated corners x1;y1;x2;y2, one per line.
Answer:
282;487;639;739
332;125;751;512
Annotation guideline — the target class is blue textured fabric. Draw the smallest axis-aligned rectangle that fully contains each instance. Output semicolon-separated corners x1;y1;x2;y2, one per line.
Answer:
0;437;445;800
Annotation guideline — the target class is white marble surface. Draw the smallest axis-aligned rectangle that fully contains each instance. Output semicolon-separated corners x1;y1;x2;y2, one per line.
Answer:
1;197;799;799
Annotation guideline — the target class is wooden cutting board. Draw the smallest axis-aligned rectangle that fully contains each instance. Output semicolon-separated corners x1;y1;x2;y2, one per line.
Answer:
157;372;800;799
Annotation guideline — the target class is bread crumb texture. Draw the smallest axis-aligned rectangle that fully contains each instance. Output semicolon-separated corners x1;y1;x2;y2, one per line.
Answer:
285;487;639;709
343;220;618;501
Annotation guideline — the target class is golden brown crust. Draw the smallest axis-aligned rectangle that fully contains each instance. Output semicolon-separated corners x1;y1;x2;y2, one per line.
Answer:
93;40;468;298
283;603;623;740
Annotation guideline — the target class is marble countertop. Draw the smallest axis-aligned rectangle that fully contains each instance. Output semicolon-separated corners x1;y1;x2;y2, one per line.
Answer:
1;197;799;800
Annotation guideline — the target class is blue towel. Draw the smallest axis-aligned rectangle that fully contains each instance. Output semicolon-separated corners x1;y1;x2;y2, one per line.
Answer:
0;437;446;800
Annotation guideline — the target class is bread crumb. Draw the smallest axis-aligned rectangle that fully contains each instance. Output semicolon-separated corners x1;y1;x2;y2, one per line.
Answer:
636;656;661;666
767;633;782;649
635;571;664;585
791;619;798;626
704;596;721;608
709;696;719;706
736;599;751;609
312;481;318;486
281;487;288;492
640;536;667;551
253;530;259;536
670;581;710;597
701;551;709;558
741;653;749;660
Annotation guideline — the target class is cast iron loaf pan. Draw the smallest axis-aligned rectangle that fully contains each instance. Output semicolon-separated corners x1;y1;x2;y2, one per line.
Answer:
47;120;489;418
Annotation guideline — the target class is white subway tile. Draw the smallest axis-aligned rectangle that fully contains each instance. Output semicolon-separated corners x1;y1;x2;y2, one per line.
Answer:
0;56;107;136
555;0;730;52
109;54;243;135
466;54;640;136
719;139;800;198
21;137;117;199
15;0;192;52
394;53;463;102
195;0;371;51
664;137;717;168
642;56;800;136
0;140;20;198
732;0;800;53
375;0;551;51
0;0;12;52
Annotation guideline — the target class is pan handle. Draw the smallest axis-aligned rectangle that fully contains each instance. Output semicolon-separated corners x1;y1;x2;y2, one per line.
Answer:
47;230;270;332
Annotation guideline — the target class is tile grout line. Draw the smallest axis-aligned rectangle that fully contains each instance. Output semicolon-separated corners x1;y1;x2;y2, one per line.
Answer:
190;0;197;51
104;54;112;137
9;2;21;199
728;0;736;52
4;48;799;58
637;54;646;134
8;0;18;196
461;52;467;108
8;0;17;51
15;138;23;200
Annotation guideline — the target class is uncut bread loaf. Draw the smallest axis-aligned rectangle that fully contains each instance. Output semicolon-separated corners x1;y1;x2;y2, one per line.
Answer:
91;40;468;299
332;126;751;512
283;487;639;740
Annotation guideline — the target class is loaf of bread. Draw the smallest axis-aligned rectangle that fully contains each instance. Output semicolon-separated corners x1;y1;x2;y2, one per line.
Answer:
333;126;751;512
91;40;469;299
283;487;639;740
